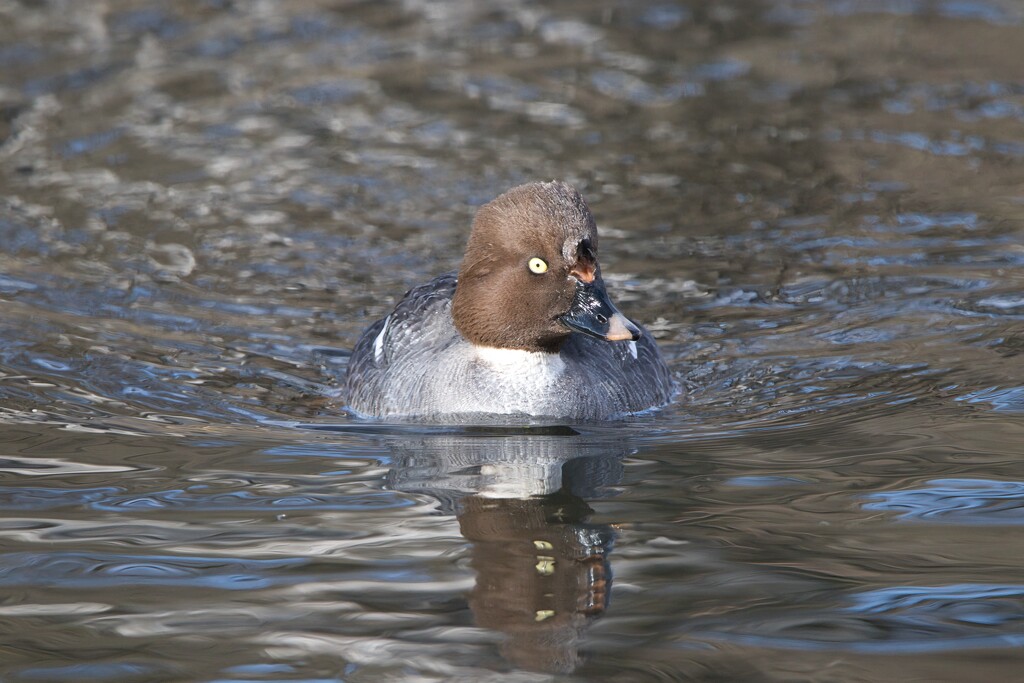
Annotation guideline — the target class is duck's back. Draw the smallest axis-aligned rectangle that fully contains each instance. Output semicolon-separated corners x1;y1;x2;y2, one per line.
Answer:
343;273;675;421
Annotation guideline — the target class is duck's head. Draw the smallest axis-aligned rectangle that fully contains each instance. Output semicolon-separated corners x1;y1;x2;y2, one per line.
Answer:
452;181;640;353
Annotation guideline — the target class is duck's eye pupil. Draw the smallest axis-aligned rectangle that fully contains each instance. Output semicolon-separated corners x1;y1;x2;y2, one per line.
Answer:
528;257;548;274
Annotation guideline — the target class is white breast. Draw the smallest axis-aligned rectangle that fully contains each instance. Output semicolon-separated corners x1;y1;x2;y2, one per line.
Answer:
475;346;566;376
467;346;568;415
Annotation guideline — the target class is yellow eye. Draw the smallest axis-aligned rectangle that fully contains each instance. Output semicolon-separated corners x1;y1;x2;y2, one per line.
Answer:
528;257;548;274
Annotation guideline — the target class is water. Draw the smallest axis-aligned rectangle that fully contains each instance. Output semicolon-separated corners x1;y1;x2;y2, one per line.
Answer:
1;0;1023;680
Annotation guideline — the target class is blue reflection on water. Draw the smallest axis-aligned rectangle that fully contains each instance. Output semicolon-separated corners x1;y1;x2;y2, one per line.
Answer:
957;386;1024;412
848;583;1024;615
701;583;1024;653
16;662;163;682
0;552;307;589
864;478;1024;522
88;487;415;512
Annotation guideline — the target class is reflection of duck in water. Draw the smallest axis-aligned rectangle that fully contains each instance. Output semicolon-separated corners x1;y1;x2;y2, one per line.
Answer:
460;491;612;674
384;427;626;674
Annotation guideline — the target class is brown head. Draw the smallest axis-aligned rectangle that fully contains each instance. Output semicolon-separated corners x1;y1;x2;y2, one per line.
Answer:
452;181;640;352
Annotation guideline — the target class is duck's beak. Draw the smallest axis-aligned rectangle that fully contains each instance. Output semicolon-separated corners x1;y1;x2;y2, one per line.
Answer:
558;278;641;342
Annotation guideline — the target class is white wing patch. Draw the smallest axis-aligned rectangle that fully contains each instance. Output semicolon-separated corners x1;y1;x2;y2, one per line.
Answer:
627;340;638;360
373;315;390;363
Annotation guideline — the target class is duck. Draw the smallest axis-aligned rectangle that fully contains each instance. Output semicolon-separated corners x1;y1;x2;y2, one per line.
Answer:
343;181;676;421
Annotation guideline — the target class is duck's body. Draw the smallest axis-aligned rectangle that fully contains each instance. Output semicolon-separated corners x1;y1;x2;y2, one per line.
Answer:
344;273;674;420
342;181;676;421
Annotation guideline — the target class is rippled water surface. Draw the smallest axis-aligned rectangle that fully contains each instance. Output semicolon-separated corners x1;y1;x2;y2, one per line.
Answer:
2;1;1024;681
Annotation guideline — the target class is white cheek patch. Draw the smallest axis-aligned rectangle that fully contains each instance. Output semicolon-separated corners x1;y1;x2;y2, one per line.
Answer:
373;315;390;363
627;340;638;360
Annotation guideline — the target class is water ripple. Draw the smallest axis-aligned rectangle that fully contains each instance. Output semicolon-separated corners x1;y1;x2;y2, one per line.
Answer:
864;478;1024;523
90;487;415;512
695;582;1024;652
0;552;307;590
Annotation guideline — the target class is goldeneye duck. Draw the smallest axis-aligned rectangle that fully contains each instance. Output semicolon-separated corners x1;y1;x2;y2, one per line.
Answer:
343;181;676;421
